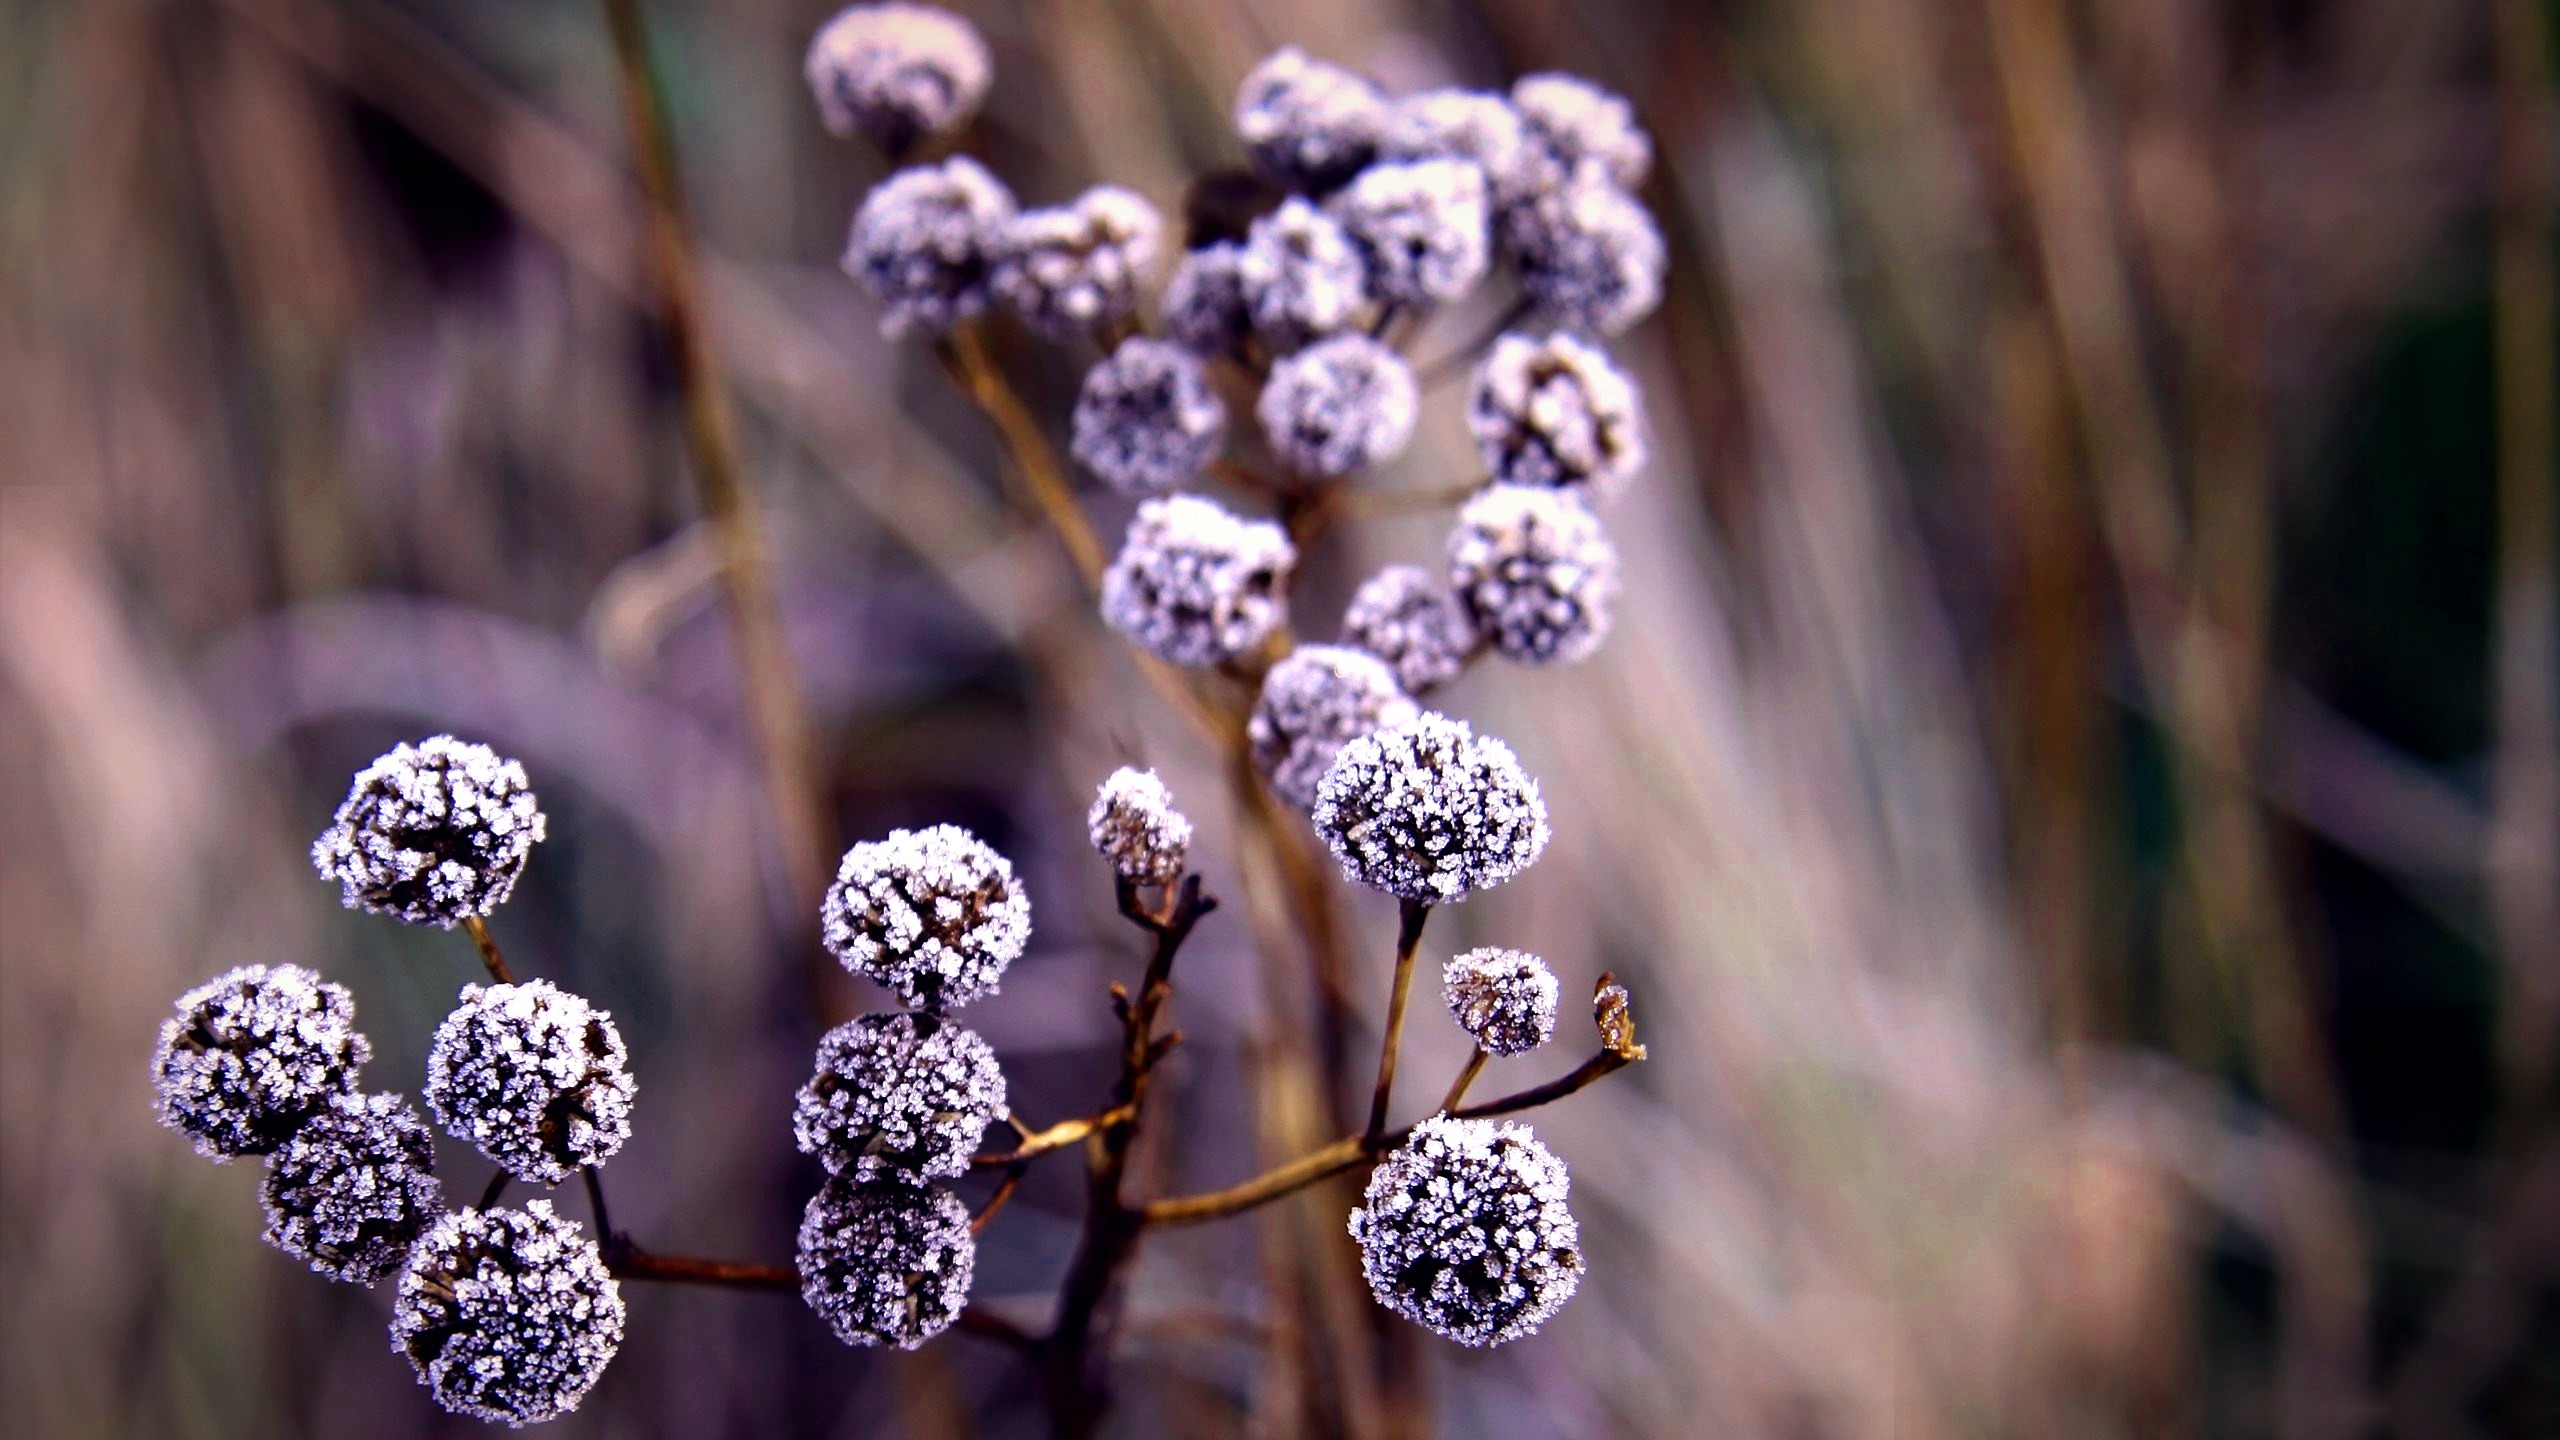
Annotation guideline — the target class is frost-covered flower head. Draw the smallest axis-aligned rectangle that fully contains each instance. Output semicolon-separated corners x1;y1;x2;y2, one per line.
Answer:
152;964;369;1160
1234;47;1388;192
1311;712;1549;903
1258;333;1418;477
1070;338;1226;494
1088;767;1192;887
1348;1114;1583;1346
1447;484;1622;665
260;1091;443;1285
792;1012;1007;1184
393;1200;624;1426
1240;197;1370;352
1382;88;1540;206
1441;948;1560;1057
798;1179;974;1349
1501;170;1664;337
1328;159;1491;305
312;735;545;928
1161;241;1253;356
1511;72;1653;190
1249;645;1418;810
1467;331;1648;498
822;824;1030;1011
846;156;1017;338
991;185;1160;338
1340;564;1478;697
1100;494;1296;667
424;980;635;1187
804;3;991;153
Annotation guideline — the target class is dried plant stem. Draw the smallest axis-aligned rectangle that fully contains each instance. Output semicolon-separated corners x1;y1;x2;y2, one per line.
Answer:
476;1169;510;1211
458;915;515;985
1415;293;1533;385
609;1248;796;1290
1440;1050;1488;1112
974;1168;1026;1235
974;1104;1138;1167
937;326;1107;589
1365;902;1431;1139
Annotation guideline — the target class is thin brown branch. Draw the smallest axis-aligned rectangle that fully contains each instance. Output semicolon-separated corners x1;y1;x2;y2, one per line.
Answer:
975;1167;1027;1236
1440;1049;1488;1113
1414;293;1534;385
476;1169;510;1211
1366;901;1432;1140
935;325;1108;590
958;1306;1044;1353
609;1247;798;1291
458;915;516;985
974;1104;1138;1167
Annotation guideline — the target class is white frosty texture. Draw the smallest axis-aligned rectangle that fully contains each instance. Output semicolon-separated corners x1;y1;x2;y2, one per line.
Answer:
393;1200;625;1427
1467;331;1648;498
1501;170;1664;337
1511;72;1653;190
1382;88;1541;207
1070;338;1226;494
312;734;546;928
845;157;1017;338
1328;159;1491;305
1162;242;1253;356
1258;333;1418;477
1100;494;1297;667
1340;564;1478;697
823;824;1030;1011
798;1178;975;1349
1310;712;1549;903
1234;46;1388;191
991;185;1161;338
1348;1114;1584;1347
793;1012;1007;1184
1087;766;1192;886
1249;645;1419;810
1241;197;1371;353
153;964;369;1160
1447;484;1621;666
804;3;991;151
424;980;635;1187
1441;948;1560;1057
260;1091;443;1285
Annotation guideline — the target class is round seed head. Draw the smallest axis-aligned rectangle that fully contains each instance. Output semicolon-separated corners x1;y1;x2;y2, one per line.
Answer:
1071;338;1226;495
1467;331;1648;498
1249;645;1419;810
845;157;1017;338
822;825;1030;1012
991;185;1161;338
260;1091;443;1285
1511;72;1653;190
1088;766;1193;887
1441;948;1560;1057
424;980;635;1187
1348;1113;1584;1347
152;964;369;1160
1447;485;1621;665
1100;494;1297;667
1258;333;1418;477
1382;88;1540;207
1340;564;1478;697
311;735;546;928
793;1012;1007;1184
1328;159;1491;305
1311;712;1549;904
392;1200;625;1426
797;1178;975;1349
1162;241;1254;356
1501;171;1664;337
1241;197;1370;353
1234;46;1388;192
804;3;991;152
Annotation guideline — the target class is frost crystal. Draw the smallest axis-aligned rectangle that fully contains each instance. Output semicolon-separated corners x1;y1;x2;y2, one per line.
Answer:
798;1178;975;1349
1100;494;1296;666
1467;331;1648;498
1447;484;1622;665
392;1201;625;1427
1234;47;1388;192
152;964;368;1160
1441;948;1560;1057
1162;242;1253;356
1512;72;1653;191
805;3;991;153
311;735;546;929
1328;159;1491;305
1240;197;1371;352
1382;88;1540;206
1249;645;1419;810
1310;712;1549;903
1340;564;1479;697
1088;766;1192;887
793;1012;1007;1184
260;1091;443;1285
991;185;1161;338
822;824;1030;1011
1258;334;1418;478
845;157;1017;338
1071;338;1226;495
424;980;635;1187
1501;170;1664;337
1347;1114;1583;1347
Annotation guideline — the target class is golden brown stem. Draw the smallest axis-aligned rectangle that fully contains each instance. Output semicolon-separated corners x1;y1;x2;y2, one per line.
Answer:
609;1247;797;1290
974;1104;1139;1167
458;915;515;985
1365;901;1431;1140
1440;1050;1489;1113
974;1167;1026;1235
935;325;1107;589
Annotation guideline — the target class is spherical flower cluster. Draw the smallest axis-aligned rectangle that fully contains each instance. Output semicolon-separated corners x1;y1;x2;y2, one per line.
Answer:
793;1012;1007;1184
1100;494;1297;666
1311;712;1549;904
1161;241;1253;356
1070;338;1226;494
260;1092;443;1285
311;735;546;929
1328;158;1491;305
1511;72;1652;189
1339;564;1478;696
1088;766;1192;887
804;3;991;153
1257;334;1418;477
1447;485;1622;665
1248;645;1418;810
152;964;369;1160
1382;88;1539;205
1240;198;1370;352
1441;948;1560;1057
1234;46;1388;192
1347;1114;1584;1347
1501;169;1664;336
991;185;1161;338
1467;331;1647;497
798;1178;975;1349
424;980;636;1186
392;1201;625;1426
823;825;1030;1012
846;156;1017;338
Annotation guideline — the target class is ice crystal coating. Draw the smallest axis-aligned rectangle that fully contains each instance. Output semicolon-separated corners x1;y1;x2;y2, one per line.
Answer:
1240;197;1371;352
793;1012;1007;1184
804;3;991;153
1087;766;1193;887
1441;948;1560;1057
1310;712;1549;903
1502;171;1664;337
1100;494;1297;666
822;824;1030;1011
152;964;369;1160
1511;72;1653;190
845;157;1017;338
1447;484;1622;665
1467;331;1647;498
1347;1114;1584;1347
1382;88;1540;205
1070;338;1226;494
260;1091;443;1285
1234;46;1388;192
798;1178;975;1349
424;980;635;1186
392;1201;624;1427
1258;334;1419;478
312;735;546;928
1340;564;1478;697
1328;158;1491;305
1162;241;1253;356
1249;645;1419;810
991;185;1161;338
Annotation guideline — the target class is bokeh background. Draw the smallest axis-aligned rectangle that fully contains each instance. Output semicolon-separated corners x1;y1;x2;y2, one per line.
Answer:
3;0;2553;1436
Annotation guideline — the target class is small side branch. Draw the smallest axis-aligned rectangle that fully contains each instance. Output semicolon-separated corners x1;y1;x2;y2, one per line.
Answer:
1365;900;1432;1139
459;915;516;984
609;1247;798;1291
